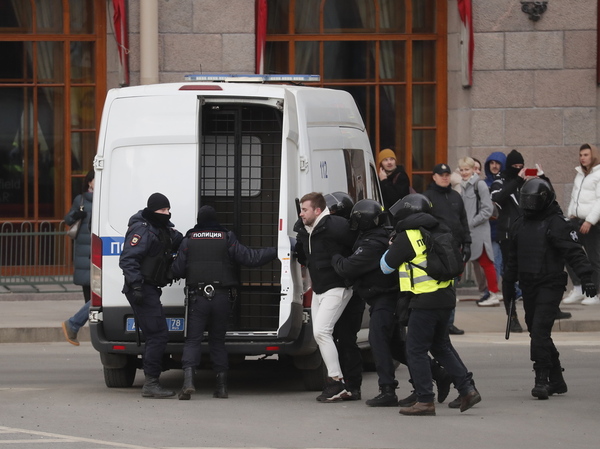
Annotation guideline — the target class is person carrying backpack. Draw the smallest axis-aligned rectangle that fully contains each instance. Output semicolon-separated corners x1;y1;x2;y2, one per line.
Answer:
381;194;480;416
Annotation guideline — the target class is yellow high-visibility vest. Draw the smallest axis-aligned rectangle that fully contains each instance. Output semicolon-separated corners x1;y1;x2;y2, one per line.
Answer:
398;229;453;294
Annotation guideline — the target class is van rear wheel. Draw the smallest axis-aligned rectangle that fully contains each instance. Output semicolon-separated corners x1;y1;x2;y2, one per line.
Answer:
302;360;327;391
103;355;137;388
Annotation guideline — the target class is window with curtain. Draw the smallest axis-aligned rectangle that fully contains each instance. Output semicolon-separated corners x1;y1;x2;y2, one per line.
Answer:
264;0;447;192
0;0;104;222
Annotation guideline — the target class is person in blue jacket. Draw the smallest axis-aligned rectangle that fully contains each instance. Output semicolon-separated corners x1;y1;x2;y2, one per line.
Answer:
119;193;183;398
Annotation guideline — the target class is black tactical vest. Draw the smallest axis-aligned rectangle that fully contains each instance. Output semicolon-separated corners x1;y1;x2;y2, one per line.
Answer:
141;227;174;287
186;230;238;287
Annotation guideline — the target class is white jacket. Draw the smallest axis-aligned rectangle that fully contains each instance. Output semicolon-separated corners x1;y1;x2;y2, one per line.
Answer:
567;165;600;225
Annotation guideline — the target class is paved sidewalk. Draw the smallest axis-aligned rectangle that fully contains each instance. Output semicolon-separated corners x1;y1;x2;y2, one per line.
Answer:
1;288;600;343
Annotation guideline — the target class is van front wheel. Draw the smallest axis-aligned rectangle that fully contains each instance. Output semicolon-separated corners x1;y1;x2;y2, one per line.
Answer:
103;356;137;388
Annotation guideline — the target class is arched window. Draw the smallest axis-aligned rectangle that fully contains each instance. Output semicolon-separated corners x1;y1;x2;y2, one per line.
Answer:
265;0;447;191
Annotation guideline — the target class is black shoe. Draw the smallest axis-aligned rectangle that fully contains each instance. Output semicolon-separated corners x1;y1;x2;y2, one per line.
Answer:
366;385;398;407
557;310;572;320
459;389;481;412
398;390;417;407
142;375;175;398
448;395;461;408
341;389;361;401
448;324;465;335
316;378;347;403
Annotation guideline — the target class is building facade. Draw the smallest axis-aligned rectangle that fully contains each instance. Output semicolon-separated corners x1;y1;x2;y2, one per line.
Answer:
0;0;597;275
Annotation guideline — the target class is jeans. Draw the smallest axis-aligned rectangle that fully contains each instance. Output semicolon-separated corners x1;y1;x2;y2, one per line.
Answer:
68;300;90;332
406;308;471;403
312;287;352;378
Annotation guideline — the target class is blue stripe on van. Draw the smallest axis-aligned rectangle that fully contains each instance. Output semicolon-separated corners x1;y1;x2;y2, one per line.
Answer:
102;237;124;256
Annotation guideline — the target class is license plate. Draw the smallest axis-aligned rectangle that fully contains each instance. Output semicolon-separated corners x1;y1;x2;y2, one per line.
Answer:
126;317;185;332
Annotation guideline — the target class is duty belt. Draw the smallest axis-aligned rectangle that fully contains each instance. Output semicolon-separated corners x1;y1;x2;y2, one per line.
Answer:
189;282;224;300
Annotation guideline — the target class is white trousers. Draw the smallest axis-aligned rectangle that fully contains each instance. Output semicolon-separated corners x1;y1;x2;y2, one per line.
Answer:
311;287;353;379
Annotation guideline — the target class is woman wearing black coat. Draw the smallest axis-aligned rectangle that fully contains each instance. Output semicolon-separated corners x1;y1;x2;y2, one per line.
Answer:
61;170;94;346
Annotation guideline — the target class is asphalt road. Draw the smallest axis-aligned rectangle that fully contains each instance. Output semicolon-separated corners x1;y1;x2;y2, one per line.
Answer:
1;334;600;449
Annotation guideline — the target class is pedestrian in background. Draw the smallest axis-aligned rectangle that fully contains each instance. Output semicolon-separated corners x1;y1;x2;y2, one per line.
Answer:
377;148;411;209
62;169;94;346
424;163;471;335
458;157;501;307
119;193;183;398
172;205;277;400
563;143;600;306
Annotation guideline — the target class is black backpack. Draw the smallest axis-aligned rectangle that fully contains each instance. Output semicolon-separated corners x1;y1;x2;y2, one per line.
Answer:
410;227;464;282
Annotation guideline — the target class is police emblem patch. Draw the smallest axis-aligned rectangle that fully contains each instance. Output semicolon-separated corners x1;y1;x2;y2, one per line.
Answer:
570;230;579;242
131;234;141;246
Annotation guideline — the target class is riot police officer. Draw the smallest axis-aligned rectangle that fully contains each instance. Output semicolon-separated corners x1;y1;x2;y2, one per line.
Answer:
503;178;597;399
172;205;277;400
119;192;183;398
332;199;401;407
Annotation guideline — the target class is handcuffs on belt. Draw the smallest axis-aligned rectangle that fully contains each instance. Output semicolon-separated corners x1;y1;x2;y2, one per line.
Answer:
189;283;218;300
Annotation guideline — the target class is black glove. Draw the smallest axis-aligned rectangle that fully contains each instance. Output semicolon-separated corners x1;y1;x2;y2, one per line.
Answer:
461;243;471;263
582;281;597;298
131;284;144;305
72;210;87;221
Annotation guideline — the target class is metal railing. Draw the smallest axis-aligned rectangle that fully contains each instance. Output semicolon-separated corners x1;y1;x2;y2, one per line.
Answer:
0;221;75;292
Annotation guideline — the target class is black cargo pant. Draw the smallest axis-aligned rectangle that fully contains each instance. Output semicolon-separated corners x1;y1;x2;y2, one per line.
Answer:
126;284;169;378
368;293;398;387
333;292;365;391
181;288;230;373
521;276;564;370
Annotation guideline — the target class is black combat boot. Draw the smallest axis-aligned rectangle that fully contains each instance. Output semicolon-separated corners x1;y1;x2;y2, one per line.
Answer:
531;368;550;400
142;375;175;398
366;384;398;407
178;367;195;400
547;364;568;396
213;371;228;398
430;359;452;403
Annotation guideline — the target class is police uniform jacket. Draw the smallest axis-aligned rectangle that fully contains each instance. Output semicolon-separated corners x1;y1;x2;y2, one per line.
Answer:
119;210;183;291
424;182;471;247
294;210;356;294
331;225;398;304
171;223;277;286
503;203;593;289
382;212;455;309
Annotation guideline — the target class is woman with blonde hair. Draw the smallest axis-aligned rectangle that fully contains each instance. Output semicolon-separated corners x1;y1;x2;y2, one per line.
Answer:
458;157;501;306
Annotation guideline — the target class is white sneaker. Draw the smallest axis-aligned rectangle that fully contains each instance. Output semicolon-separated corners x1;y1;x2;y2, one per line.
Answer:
581;295;600;306
477;291;500;307
562;286;585;304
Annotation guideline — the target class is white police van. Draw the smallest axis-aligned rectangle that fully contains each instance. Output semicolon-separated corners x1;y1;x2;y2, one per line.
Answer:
90;75;382;390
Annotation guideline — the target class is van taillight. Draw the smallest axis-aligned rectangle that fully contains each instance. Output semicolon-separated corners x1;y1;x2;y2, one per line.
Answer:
91;233;102;307
302;288;313;307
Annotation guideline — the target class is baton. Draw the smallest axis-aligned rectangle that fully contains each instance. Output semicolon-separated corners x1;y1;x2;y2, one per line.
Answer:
505;297;516;340
183;286;189;338
132;309;141;347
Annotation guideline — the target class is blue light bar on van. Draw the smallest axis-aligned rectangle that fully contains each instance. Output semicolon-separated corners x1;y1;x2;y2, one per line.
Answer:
183;74;320;83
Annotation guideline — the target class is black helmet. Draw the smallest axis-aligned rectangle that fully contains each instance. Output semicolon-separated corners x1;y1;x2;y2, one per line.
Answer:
349;199;385;231
324;191;354;219
389;193;432;221
519;178;555;211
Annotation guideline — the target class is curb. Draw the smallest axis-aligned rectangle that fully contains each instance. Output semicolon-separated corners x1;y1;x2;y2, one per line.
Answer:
0;327;91;344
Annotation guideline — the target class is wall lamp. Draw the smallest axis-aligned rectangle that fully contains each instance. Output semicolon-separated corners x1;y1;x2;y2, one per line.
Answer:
521;1;548;22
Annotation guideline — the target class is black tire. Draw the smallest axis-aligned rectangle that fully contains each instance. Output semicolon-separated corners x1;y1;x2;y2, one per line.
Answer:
302;360;327;391
103;356;137;388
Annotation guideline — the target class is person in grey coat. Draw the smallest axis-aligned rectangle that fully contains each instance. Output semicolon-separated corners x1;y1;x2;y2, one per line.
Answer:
61;169;94;346
458;157;501;307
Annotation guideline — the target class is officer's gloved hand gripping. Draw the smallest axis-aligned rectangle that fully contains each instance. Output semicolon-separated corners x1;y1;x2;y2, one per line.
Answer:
131;283;144;305
581;277;597;298
461;243;471;263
